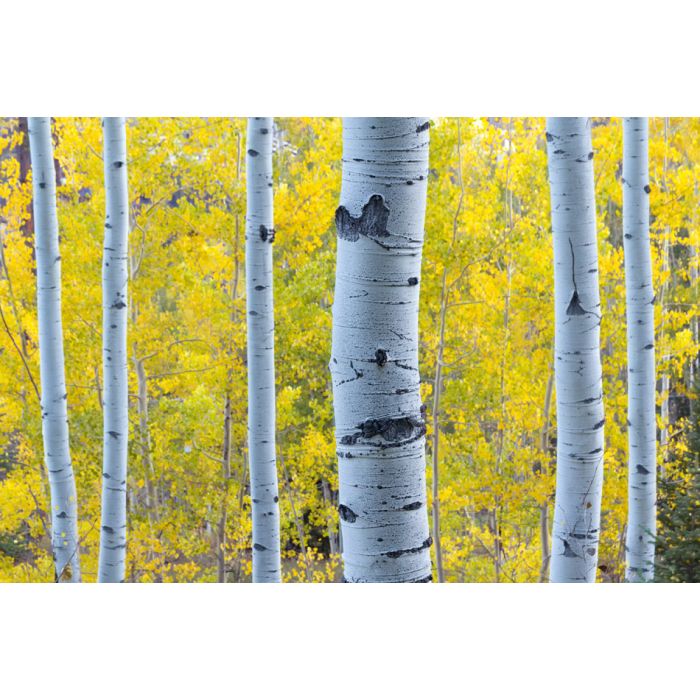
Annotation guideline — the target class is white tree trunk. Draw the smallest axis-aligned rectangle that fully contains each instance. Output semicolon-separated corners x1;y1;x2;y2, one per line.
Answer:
622;117;656;582
28;117;81;582
245;117;281;583
546;117;604;583
330;117;433;583
98;118;129;582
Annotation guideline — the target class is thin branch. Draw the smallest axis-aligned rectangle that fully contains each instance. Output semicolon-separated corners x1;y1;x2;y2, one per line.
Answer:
0;301;40;403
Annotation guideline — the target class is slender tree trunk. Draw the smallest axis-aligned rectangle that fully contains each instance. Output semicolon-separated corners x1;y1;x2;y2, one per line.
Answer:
17;117;35;243
330;117;433;583
98;118;129;583
245;117;281;582
546;117;604;583
217;394;232;583
279;449;311;582
231;453;249;583
431;270;448;583
134;351;157;517
321;478;340;557
659;118;671;472
622;118;656;583
28;117;81;583
218;132;243;582
691;183;699;472
538;370;554;582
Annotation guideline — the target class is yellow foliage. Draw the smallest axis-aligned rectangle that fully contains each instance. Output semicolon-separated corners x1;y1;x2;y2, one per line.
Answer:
0;117;696;582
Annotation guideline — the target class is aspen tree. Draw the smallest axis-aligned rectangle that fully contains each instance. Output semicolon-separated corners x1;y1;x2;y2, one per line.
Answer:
622;117;656;582
28;117;81;582
331;118;433;583
98;118;129;582
546;117;604;583
245;117;281;582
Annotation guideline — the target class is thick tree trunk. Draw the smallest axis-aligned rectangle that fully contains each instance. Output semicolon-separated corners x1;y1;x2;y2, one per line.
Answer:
330;117;433;583
546;117;604;583
245;117;281;583
98;118;129;583
622;118;656;583
28;117;81;582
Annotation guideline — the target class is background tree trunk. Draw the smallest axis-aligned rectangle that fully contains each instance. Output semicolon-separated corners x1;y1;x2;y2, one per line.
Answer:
431;270;448;582
622;117;656;582
538;370;554;582
659;118;672;474
330;117;433;583
546;117;604;583
16;117;35;243
245;117;281;583
28;117;81;582
98;117;129;583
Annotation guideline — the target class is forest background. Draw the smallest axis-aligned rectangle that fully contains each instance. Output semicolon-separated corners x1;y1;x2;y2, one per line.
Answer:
0;116;697;583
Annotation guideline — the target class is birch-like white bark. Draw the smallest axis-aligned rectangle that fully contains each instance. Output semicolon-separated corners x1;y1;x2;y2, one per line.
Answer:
330;117;433;583
622;117;656;583
98;118;129;582
245;117;281;583
28;117;81;582
546;117;604;583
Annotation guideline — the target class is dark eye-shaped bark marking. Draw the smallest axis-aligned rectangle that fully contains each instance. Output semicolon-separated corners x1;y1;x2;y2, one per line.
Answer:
259;225;275;243
338;504;358;523
335;194;390;244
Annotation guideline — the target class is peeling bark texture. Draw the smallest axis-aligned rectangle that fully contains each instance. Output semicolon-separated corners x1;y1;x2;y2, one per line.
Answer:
546;118;604;583
622;118;656;583
98;118;129;583
245;117;281;582
28;117;81;582
330;118;432;583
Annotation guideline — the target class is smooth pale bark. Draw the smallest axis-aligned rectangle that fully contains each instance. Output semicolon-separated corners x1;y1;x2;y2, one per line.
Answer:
546;117;604;583
28;117;81;582
330;117;433;583
622;118;656;583
245;117;281;583
98;118;129;582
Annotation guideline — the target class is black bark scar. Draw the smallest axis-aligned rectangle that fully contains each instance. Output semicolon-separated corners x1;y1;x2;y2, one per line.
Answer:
259;225;275;243
566;239;600;319
338;504;358;523
386;536;432;558
335;194;390;245
340;415;426;448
